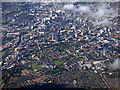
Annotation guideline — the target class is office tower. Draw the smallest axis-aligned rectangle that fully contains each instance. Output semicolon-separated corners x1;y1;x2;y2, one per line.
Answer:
75;32;77;38
52;33;54;40
55;30;59;42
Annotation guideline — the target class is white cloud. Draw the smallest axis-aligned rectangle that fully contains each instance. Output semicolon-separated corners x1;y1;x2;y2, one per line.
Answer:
110;58;120;71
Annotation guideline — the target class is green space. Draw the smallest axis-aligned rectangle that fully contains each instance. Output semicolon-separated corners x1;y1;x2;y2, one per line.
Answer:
11;68;21;77
2;77;7;83
24;50;31;56
32;64;43;70
12;73;20;77
97;75;101;79
45;65;65;74
53;44;65;52
54;60;63;65
27;55;31;58
25;52;29;55
2;19;7;24
102;82;107;88
108;73;119;78
32;50;37;54
88;77;91;80
97;74;107;88
78;57;83;61
2;50;8;59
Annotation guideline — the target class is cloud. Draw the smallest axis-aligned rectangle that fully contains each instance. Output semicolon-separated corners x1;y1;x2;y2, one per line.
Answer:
94;9;105;18
92;18;111;26
63;3;118;26
110;58;120;71
63;4;76;10
77;6;91;13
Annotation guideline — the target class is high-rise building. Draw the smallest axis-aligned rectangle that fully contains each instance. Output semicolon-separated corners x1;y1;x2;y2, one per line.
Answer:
55;34;59;42
52;33;54;40
100;48;106;56
55;30;59;42
75;32;77;38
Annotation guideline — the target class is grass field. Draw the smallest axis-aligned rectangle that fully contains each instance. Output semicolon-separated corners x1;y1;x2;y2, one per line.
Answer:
32;64;43;70
54;60;63;65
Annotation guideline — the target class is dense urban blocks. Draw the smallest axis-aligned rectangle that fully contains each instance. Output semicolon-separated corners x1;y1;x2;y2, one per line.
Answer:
1;2;119;89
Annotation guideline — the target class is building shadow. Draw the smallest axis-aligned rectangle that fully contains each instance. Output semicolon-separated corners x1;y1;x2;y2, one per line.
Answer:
20;83;65;88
